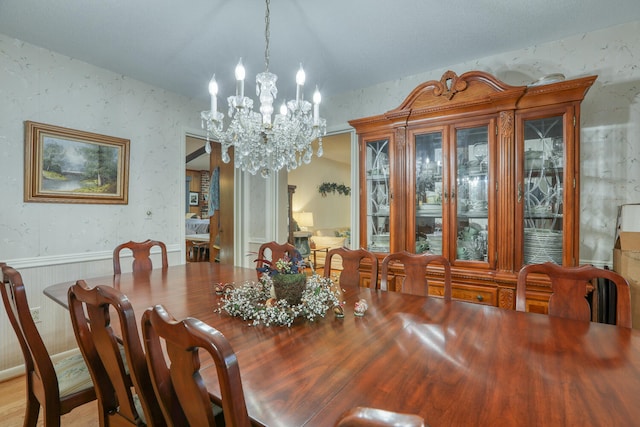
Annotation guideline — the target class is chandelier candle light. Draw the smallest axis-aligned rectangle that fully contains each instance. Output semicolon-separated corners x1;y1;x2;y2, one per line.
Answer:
201;0;326;178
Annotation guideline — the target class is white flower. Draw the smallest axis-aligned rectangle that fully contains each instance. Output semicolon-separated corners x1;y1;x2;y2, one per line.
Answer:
216;274;340;327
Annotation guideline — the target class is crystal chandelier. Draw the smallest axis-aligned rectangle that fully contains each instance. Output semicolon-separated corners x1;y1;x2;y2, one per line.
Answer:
200;0;326;178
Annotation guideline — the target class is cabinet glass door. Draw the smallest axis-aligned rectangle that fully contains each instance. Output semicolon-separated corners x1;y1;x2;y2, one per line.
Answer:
415;132;443;254
455;126;489;262
523;116;564;264
365;139;390;252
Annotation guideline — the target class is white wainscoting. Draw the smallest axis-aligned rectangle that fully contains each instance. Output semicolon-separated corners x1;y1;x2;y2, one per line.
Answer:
0;245;181;380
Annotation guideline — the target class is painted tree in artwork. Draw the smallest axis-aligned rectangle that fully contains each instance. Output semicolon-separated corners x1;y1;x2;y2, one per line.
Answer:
42;141;65;174
77;144;118;188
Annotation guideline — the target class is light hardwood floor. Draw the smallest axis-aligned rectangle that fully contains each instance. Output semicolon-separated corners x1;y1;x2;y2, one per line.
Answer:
0;375;98;427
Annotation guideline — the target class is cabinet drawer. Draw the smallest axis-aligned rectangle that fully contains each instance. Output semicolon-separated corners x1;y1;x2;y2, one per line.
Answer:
522;291;550;314
430;283;497;306
359;275;375;289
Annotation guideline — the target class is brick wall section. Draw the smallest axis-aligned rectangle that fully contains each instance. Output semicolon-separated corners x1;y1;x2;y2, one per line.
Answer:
200;170;210;217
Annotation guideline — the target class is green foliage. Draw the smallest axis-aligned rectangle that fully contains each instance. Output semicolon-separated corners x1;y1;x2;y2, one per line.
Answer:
318;182;351;197
77;144;118;187
42;141;65;174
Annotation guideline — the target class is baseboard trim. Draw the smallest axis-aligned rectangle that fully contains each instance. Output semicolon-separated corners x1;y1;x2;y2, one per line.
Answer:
0;348;82;382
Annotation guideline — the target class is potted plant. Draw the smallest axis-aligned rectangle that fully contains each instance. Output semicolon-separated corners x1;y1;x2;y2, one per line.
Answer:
255;251;307;305
318;182;351;197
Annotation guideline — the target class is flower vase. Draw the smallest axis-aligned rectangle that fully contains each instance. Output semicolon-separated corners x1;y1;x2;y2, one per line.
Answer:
272;273;307;305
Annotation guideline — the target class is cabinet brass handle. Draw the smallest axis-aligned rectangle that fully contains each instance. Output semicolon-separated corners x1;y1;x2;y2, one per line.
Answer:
476;295;484;301
451;190;455;199
517;183;523;203
443;190;448;201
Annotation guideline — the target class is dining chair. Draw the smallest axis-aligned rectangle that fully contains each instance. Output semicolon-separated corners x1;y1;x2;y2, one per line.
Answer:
186;240;209;262
255;241;298;278
141;304;250;427
380;251;452;300
516;262;632;327
335;406;426;427
323;247;379;289
67;280;166;426
1;265;96;427
113;239;168;274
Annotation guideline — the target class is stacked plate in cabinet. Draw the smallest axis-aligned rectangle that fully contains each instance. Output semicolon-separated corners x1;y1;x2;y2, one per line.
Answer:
426;234;442;255
417;204;442;215
524;228;563;264
370;233;390;252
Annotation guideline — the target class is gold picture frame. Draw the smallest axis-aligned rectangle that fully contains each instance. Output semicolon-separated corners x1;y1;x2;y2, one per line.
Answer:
24;121;130;204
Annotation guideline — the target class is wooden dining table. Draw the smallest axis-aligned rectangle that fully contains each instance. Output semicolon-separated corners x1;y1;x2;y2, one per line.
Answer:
45;263;640;426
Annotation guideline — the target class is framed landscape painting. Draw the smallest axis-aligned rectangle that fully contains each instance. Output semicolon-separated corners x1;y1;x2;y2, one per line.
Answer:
24;121;130;204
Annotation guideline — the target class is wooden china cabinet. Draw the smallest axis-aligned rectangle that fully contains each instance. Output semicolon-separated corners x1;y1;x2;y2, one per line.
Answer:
349;70;596;310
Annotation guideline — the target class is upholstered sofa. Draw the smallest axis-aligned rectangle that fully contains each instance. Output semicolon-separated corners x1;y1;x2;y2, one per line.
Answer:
309;227;350;271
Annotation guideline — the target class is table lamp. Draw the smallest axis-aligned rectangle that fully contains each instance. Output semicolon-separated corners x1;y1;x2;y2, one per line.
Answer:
293;211;314;231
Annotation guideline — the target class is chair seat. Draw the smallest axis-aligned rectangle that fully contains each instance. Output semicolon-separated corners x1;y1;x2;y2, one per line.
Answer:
133;393;146;424
1;265;96;426
54;352;94;398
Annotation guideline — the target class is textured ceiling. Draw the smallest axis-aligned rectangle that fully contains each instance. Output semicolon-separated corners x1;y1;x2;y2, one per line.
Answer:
2;0;640;106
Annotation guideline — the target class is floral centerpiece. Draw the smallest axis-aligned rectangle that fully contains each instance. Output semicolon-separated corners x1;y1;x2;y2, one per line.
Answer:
256;251;307;305
216;251;342;327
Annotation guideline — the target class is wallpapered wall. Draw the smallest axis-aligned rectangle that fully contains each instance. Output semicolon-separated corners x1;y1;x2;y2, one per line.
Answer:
0;34;205;376
0;34;205;261
325;20;640;265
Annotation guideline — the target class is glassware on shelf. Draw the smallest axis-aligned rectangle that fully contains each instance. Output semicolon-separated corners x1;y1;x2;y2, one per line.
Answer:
473;142;488;172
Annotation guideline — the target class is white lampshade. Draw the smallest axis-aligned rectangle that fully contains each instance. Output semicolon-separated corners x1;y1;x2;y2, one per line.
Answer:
293;211;314;229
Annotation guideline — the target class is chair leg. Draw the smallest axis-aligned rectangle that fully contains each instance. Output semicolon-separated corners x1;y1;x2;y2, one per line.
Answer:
23;391;40;427
41;399;63;427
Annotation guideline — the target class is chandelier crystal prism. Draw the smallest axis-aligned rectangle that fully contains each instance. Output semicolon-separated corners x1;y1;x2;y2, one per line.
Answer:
200;0;326;178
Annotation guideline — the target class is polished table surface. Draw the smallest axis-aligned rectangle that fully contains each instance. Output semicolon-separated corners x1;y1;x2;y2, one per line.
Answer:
45;263;640;426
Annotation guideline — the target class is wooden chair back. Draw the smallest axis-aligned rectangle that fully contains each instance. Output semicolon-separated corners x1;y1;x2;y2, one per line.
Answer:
1;265;95;425
68;280;165;426
516;262;632;327
113;239;168;274
380;251;452;300
141;304;251;427
335;407;426;427
255;241;297;278
323;247;379;289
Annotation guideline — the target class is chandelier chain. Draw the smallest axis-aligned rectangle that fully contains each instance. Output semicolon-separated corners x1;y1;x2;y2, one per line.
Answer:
264;0;270;71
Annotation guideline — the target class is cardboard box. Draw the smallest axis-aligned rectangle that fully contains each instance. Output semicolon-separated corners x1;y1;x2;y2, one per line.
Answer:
615;204;640;242
613;232;640;329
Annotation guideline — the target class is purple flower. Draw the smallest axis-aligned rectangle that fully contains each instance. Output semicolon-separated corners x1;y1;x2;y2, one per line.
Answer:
255;249;305;276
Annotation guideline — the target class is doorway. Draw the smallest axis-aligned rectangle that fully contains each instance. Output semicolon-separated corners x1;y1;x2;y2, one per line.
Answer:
287;131;353;247
186;136;235;264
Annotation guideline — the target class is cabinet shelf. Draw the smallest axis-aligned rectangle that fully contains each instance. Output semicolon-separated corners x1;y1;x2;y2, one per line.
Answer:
525;213;563;219
367;175;389;181
525;167;562;175
457;213;489;218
